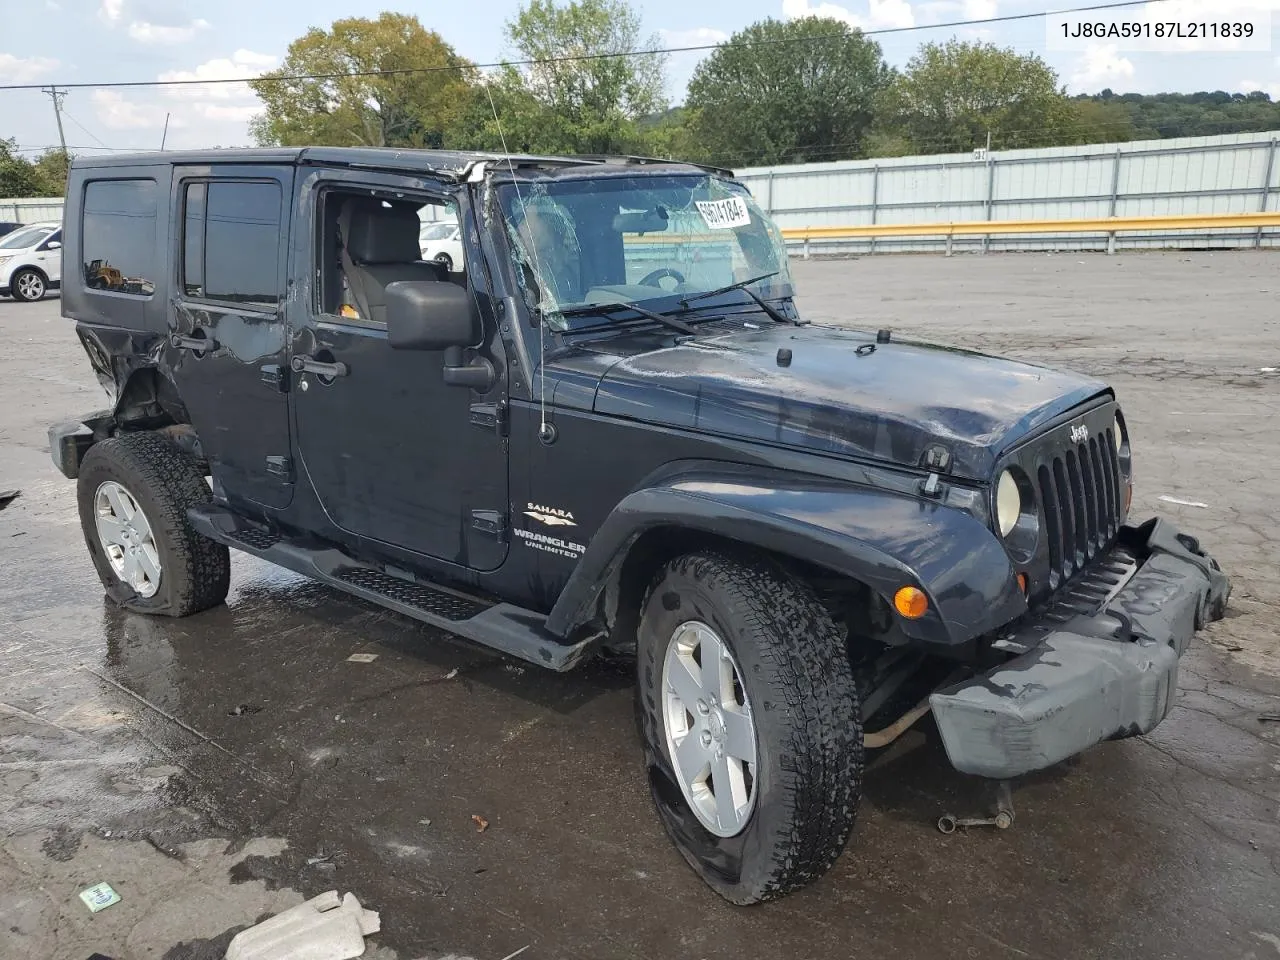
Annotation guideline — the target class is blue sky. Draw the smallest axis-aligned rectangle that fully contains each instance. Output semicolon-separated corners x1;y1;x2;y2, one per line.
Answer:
2;0;1279;156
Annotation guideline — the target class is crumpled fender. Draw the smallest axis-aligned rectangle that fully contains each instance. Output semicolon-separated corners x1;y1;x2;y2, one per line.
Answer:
545;465;1026;648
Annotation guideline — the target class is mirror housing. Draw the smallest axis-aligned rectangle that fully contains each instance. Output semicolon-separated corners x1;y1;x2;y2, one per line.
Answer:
46;240;62;250
385;280;478;351
613;209;668;234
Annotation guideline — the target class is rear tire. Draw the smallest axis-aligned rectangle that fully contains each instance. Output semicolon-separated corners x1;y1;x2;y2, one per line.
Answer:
77;432;230;617
433;252;453;272
636;551;863;904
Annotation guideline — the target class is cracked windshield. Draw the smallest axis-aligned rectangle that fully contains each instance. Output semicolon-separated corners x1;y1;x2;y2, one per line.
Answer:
499;174;792;329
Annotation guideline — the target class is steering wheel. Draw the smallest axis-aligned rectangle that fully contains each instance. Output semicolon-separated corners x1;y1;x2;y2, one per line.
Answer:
638;267;686;289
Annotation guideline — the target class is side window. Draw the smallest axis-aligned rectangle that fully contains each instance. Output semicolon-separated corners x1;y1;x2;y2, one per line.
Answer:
82;179;157;296
181;180;282;307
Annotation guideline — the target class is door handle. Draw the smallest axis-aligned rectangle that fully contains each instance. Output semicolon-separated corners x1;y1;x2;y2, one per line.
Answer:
170;333;217;354
291;354;349;378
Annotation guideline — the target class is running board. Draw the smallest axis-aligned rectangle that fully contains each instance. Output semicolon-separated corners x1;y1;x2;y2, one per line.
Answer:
187;505;596;671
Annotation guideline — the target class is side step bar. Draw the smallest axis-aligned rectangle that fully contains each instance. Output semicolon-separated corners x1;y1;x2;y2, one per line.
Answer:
187;505;597;672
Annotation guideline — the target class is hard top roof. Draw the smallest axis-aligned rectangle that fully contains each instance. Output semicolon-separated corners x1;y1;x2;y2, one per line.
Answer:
70;146;734;180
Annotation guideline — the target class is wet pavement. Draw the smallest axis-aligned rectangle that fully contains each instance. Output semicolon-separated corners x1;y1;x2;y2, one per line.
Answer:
2;252;1279;960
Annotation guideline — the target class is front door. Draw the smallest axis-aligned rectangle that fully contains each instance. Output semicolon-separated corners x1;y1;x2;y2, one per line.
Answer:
288;174;509;571
168;166;295;510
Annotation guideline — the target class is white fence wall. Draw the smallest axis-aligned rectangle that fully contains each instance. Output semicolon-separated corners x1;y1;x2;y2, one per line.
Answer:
736;130;1280;254
0;197;64;225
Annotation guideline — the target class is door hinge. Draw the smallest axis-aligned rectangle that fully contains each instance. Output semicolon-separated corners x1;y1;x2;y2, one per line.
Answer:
469;401;509;437
266;455;293;480
470;509;508;541
260;363;288;392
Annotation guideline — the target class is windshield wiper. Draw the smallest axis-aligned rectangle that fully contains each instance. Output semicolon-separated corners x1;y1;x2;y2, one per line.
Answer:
679;271;796;325
558;301;698;336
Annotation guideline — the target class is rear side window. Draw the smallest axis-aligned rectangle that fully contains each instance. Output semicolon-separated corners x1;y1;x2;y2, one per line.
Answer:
82;179;157;296
181;180;282;307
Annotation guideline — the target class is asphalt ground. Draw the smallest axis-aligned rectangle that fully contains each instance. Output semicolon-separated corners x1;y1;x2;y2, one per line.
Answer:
1;251;1277;960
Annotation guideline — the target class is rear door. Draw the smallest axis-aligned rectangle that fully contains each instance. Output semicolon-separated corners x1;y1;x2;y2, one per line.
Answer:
168;165;295;510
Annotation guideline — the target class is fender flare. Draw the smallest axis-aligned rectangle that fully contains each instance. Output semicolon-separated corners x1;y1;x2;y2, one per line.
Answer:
546;467;1027;648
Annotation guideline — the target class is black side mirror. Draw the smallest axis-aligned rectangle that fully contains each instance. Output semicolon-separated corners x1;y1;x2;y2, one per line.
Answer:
385;280;477;351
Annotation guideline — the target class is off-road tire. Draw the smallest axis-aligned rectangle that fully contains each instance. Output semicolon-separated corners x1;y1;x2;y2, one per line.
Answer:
636;551;863;904
77;431;230;617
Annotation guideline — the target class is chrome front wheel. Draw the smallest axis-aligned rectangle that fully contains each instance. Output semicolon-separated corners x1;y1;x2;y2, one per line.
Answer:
94;480;162;598
661;620;758;838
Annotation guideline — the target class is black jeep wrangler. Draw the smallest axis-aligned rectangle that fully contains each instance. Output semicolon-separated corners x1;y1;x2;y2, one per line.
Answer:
51;148;1229;904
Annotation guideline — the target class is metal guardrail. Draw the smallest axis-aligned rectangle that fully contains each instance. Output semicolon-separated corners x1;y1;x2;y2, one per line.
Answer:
780;211;1280;256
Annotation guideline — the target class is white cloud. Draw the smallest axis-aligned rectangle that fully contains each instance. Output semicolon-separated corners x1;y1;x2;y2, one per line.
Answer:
127;18;209;44
1069;43;1136;92
781;0;915;30
1241;79;1280;100
91;88;183;130
657;27;730;49
156;50;276;125
99;0;123;22
0;54;59;83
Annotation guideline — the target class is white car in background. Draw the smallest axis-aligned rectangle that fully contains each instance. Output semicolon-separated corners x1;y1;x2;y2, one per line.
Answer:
0;221;63;302
419;220;463;272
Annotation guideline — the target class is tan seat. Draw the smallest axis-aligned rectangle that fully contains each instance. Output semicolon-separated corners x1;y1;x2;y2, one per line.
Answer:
338;200;445;324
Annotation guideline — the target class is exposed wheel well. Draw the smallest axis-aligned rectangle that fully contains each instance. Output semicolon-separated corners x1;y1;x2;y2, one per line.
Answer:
604;526;896;660
112;370;205;469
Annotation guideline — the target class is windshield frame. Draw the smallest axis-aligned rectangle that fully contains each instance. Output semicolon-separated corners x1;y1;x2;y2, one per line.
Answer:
0;225;55;250
493;172;794;334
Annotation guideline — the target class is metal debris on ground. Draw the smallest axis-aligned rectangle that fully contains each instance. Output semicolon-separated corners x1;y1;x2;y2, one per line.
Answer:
78;882;121;913
225;890;380;960
1258;713;1280;723
0;489;19;510
346;653;378;663
472;814;489;833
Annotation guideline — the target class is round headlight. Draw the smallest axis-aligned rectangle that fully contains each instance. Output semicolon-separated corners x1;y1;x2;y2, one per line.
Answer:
996;469;1021;537
1113;415;1124;453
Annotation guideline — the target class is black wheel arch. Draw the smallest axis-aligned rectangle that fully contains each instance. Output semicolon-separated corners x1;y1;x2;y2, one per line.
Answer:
547;462;1027;653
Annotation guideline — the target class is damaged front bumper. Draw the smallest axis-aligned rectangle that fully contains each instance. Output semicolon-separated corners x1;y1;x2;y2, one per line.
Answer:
930;518;1231;780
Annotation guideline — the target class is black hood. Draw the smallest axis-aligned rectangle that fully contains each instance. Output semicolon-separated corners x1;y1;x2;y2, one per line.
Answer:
561;324;1109;481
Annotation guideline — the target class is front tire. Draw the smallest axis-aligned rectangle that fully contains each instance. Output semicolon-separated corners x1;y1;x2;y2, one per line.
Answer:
636;551;863;904
77;432;230;617
11;268;46;302
433;252;453;272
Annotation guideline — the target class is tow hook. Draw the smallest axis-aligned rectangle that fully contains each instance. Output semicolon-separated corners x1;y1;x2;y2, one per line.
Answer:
938;780;1015;833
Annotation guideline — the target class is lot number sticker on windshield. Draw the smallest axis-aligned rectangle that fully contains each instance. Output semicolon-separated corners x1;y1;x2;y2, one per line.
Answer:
696;197;751;230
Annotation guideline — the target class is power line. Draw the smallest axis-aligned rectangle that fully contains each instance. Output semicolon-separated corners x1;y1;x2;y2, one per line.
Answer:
60;108;113;150
0;0;1176;93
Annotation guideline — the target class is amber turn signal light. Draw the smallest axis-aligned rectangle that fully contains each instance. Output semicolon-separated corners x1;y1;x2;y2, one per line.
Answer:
1016;573;1028;594
894;586;928;619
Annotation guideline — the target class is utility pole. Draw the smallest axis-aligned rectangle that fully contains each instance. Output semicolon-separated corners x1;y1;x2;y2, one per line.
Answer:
41;86;69;158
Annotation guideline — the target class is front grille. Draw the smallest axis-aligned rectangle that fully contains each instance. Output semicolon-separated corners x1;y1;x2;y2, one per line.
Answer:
1035;427;1124;589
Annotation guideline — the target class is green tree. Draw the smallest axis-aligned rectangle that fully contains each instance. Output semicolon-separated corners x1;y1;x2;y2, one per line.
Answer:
684;17;892;167
876;41;1075;153
0;139;45;198
459;0;667;155
248;13;474;148
33;149;71;196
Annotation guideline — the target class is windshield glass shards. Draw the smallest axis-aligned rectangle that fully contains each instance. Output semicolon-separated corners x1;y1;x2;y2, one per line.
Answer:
497;174;794;331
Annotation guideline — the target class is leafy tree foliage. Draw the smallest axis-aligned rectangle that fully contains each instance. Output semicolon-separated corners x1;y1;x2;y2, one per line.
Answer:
684;18;892;167
874;41;1075;153
248;13;473;148
0;139;68;198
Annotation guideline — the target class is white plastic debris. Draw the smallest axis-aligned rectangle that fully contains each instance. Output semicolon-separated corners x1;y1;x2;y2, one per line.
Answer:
1157;495;1208;509
346;653;378;663
225;891;380;960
